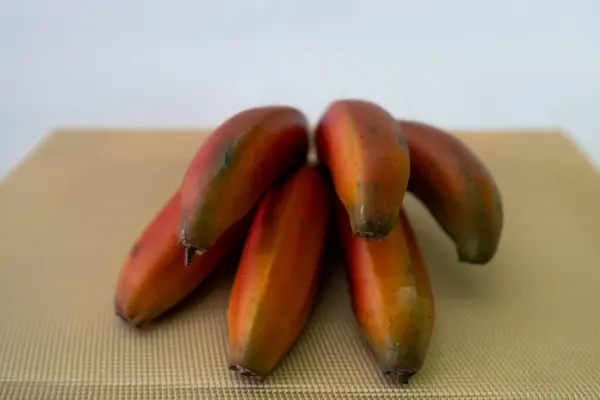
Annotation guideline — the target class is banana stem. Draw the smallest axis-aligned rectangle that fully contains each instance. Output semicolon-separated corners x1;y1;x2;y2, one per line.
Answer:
184;246;197;266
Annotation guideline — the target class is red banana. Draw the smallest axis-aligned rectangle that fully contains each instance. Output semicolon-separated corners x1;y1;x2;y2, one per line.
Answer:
399;120;504;264
316;99;411;241
336;197;435;383
178;106;310;264
115;191;252;327
227;166;332;379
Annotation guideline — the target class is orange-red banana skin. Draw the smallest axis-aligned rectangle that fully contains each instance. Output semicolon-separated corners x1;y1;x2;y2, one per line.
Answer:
227;166;332;379
398;120;504;264
315;99;410;241
115;192;252;327
336;198;435;384
179;106;310;261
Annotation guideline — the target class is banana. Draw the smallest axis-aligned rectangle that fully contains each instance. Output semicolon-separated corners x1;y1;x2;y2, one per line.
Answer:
398;120;504;264
335;197;435;384
179;106;310;264
227;166;332;379
315;99;411;241
115;192;252;327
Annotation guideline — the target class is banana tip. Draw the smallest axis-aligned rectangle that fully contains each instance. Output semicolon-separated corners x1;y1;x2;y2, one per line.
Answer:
353;230;386;241
228;364;265;381
350;213;396;241
457;249;493;265
183;245;206;266
384;369;416;385
116;309;142;328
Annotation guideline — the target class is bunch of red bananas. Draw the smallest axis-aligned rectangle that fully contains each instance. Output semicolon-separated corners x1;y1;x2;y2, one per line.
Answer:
114;99;504;384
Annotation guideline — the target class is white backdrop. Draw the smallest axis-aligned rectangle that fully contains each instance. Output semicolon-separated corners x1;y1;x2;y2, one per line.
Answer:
2;0;599;180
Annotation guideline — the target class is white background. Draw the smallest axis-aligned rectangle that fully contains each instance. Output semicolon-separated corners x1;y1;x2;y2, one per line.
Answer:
2;0;599;180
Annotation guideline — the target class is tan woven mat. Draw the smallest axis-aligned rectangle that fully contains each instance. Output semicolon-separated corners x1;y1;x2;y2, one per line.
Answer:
1;129;599;399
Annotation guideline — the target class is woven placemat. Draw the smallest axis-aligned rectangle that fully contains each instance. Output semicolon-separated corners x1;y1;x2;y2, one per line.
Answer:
1;129;599;399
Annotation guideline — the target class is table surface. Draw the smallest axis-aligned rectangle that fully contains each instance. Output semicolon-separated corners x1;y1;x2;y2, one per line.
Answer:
1;129;599;399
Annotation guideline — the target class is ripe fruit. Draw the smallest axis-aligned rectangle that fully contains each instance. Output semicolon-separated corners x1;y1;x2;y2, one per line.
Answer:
115;192;252;327
399;120;504;264
336;198;435;383
227;166;332;379
179;106;310;264
315;99;410;241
